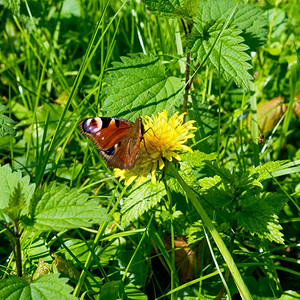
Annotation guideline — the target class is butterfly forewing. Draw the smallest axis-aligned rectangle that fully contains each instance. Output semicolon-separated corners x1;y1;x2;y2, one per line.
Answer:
79;116;144;170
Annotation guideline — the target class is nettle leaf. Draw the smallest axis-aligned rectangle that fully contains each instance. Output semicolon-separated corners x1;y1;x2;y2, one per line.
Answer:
102;54;183;119
205;162;234;184
168;152;217;195
0;104;16;137
262;216;284;244
198;175;233;208
167;161;198;195
182;151;217;167
236;192;288;243
189;20;252;89
251;160;289;182
142;0;199;19
187;220;204;244
0;164;35;218
121;179;166;225
0;274;76;300
196;0;268;49
30;182;112;231
4;183;26;221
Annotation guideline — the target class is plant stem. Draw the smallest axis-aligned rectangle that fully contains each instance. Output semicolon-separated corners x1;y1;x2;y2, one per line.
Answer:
13;221;22;277
168;163;252;300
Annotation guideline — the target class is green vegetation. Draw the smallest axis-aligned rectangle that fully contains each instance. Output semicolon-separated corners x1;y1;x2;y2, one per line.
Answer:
0;0;299;299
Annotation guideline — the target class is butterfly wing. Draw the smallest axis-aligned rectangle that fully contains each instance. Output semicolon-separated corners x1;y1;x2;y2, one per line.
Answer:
79;117;144;169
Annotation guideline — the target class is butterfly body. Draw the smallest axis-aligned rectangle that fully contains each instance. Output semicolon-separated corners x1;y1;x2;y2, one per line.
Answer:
79;117;144;170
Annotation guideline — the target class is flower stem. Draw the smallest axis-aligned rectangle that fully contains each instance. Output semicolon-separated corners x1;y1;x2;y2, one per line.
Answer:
168;163;252;300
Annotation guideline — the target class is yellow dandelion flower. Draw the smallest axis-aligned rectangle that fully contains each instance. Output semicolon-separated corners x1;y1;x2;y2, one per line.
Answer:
114;110;196;185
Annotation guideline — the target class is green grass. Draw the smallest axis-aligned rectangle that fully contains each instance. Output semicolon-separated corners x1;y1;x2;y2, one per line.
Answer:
0;0;299;299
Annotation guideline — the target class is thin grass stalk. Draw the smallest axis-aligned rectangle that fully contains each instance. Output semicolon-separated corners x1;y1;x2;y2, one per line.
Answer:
163;179;177;299
121;216;152;282
73;185;127;297
168;163;253;300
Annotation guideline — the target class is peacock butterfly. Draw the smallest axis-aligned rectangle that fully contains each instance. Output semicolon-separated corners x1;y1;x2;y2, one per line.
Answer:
79;117;144;170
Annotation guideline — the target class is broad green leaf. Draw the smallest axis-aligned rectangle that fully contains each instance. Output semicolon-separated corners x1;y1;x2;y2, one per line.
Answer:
63;238;91;265
198;176;233;208
26;237;52;262
30;182;112;231
0;274;76;300
189;20;252;90
187;220;204;244
196;0;268;49
167;161;198;195
265;8;286;42
279;291;300;300
121;179;166;225
61;0;81;18
236;192;288;243
0;104;16;137
124;283;148;300
142;0;199;20
99;280;123;300
0;165;35;216
4;183;26;221
182;151;217;167
102;54;183;119
262;217;284;244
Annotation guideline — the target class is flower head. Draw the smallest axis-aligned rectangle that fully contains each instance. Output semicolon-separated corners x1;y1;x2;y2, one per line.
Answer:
114;110;196;185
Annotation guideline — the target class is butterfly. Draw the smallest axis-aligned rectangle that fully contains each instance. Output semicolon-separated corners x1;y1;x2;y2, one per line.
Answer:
79;117;144;170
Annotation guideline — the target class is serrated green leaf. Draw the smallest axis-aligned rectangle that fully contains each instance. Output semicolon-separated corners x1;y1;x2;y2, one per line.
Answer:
102;54;183;119
198;176;233;208
4;183;26;221
279;291;300;300
198;175;222;190
262;217;284;244
125;283;148;300
0;123;16;137
0;164;35;218
187;220;204;244
0;274;76;300
181;151;217;167
196;0;268;49
31;182;112;231
190;20;252;89
0;104;6;112
0;106;16;137
205;162;234;184
166;161;197;195
265;8;286;42
142;0;199;20
236;192;288;243
121;179;166;225
99;280;123;300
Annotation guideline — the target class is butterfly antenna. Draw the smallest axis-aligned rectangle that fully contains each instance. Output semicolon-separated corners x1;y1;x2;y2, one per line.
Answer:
120;97;135;116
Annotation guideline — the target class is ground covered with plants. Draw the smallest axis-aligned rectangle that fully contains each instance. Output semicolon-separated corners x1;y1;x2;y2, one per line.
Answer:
0;0;299;299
